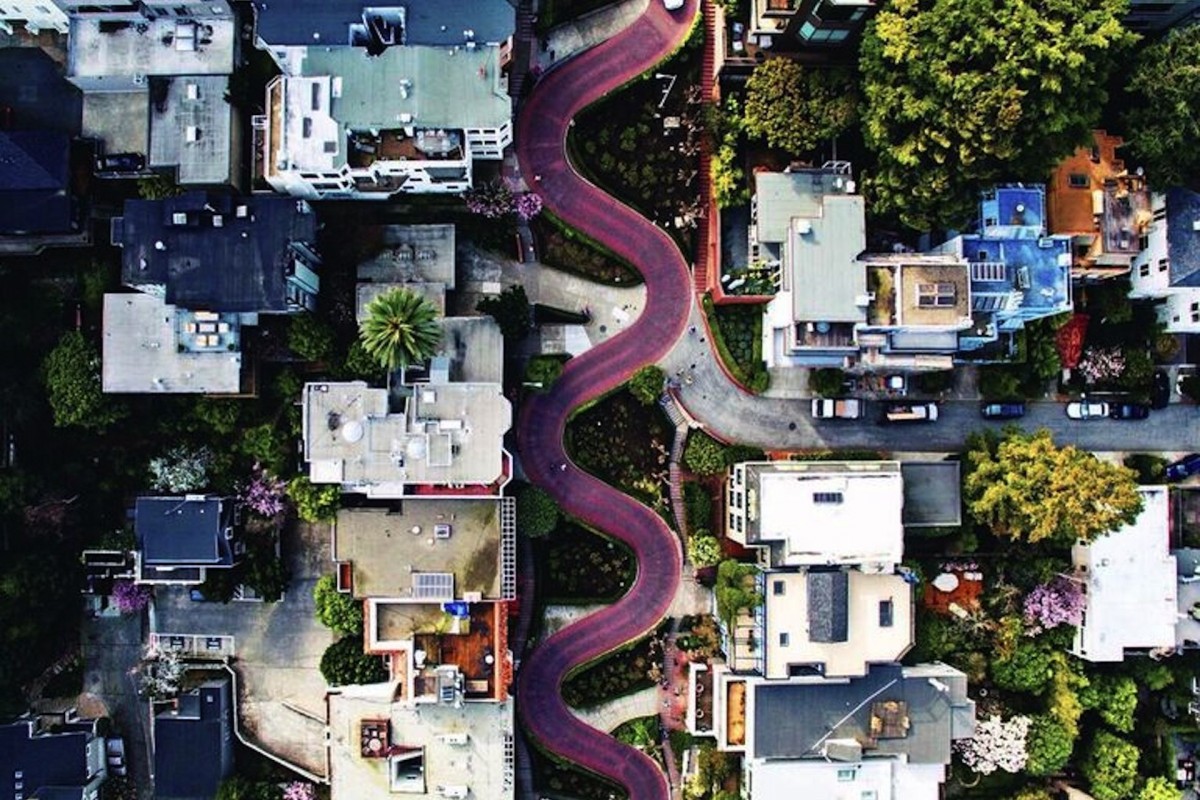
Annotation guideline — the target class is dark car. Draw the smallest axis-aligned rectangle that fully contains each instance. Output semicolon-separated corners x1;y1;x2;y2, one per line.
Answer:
1167;454;1200;482
981;402;1026;420
95;152;145;173
1152;370;1171;410
1109;402;1151;420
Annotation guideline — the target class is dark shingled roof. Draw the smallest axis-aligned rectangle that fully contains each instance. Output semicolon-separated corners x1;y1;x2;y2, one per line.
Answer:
1166;188;1200;288
806;570;848;643
752;664;970;764
155;679;234;800
0;48;82;134
252;0;514;47
115;192;317;312
0;131;72;235
136;496;233;567
0;721;93;800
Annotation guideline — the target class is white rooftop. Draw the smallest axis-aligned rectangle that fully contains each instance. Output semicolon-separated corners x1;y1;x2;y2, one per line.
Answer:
1072;486;1176;662
328;687;514;800
148;75;234;185
748;758;945;800
69;16;236;79
740;461;905;568
102;293;242;394
303;379;511;496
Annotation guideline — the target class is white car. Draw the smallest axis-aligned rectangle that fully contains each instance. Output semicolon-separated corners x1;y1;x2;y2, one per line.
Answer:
1065;400;1109;420
663;0;684;9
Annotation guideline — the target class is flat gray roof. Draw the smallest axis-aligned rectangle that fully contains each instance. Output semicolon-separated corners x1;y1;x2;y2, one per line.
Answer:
357;224;457;289
148;76;233;185
790;195;867;323
69;16;235;78
900;461;962;527
102;293;242;394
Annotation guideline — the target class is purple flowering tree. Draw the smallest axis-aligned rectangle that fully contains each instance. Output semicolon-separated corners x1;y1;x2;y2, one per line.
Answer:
464;182;515;219
1023;577;1086;633
112;580;152;615
1077;346;1126;385
241;464;287;519
514;192;543;221
282;782;316;800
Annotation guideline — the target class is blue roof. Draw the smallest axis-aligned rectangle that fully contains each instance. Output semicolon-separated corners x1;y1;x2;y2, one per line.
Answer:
981;185;1046;239
136;496;233;567
0;721;94;800
253;0;515;47
960;235;1071;315
1166;188;1200;288
155;680;234;800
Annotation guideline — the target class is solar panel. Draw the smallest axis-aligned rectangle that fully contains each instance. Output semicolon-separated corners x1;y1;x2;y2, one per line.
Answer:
413;572;455;600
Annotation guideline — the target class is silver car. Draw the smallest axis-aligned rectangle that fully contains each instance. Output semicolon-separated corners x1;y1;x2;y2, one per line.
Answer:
1065;400;1109;420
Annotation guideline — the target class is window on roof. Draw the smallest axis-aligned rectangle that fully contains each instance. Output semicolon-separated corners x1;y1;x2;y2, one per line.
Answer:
917;282;957;308
773;580;785;596
301;117;312;138
1160;258;1169;272
1068;173;1088;189
779;632;789;646
837;768;856;782
813;491;843;504
1140;262;1150;278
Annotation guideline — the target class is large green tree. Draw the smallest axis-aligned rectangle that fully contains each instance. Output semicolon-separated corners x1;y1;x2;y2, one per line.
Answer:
42;331;124;431
743;59;858;155
358;287;442;372
319;636;388;686
476;285;532;340
1025;714;1074;776
516;485;559;538
313;575;363;634
1125;26;1200;188
1081;731;1140;800
965;429;1142;544
859;0;1134;229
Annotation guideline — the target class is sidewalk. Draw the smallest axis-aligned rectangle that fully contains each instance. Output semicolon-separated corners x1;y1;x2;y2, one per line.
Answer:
535;0;650;72
572;686;660;732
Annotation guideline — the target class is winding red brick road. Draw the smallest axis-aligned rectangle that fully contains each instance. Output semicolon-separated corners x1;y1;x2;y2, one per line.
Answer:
514;2;698;798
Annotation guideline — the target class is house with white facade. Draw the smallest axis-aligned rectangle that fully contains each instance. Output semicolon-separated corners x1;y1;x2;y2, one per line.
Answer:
1130;188;1200;334
0;0;67;34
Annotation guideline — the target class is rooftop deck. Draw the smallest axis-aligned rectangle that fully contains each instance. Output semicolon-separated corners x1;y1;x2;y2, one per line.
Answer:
69;16;235;78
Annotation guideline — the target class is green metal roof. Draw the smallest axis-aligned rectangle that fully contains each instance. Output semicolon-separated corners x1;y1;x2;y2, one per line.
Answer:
300;44;510;131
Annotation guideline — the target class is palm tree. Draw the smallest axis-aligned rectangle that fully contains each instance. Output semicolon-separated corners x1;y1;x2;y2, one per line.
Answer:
358;287;442;373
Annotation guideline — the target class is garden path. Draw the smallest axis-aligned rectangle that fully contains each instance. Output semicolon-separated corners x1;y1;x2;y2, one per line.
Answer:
512;1;698;798
536;0;650;72
572;685;661;733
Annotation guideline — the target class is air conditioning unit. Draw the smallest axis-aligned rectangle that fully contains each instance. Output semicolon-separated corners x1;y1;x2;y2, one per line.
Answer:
438;786;468;799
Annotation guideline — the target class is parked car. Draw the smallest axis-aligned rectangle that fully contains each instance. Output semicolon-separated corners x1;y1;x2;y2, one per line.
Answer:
663;0;684;9
1167;454;1200;482
880;402;938;424
980;402;1026;420
1152;370;1171;410
811;397;862;420
106;738;127;777
1109;402;1150;420
95;152;145;173
1065;400;1109;420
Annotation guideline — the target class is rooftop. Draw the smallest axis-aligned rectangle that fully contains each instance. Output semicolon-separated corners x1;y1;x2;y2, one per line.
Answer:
113;192;319;313
148;75;234;185
327;690;514;800
154;678;233;800
1072;486;1176;662
891;260;971;327
1047;130;1127;237
981;185;1045;239
68;15;236;80
253;0;515;47
0;719;102;800
303;380;511;495
273;45;509;174
334;501;504;600
0;48;82;134
433;318;504;385
135;495;234;567
900;462;962;528
357;224;457;288
760;569;913;679
750;663;974;764
956;235;1072;315
731;460;904;569
748;759;947;800
0;130;72;235
102;294;244;394
1165;188;1200;288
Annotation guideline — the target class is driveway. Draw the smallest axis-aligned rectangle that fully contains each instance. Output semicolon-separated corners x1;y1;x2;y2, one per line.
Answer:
152;520;335;778
513;0;699;798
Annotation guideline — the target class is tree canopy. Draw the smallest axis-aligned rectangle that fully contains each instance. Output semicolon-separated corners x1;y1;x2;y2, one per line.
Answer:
964;429;1142;544
687;533;721;568
1082;731;1140;800
516;484;559;538
319;636;388;686
42;331;124;431
1025;714;1074;776
476;285;532;340
313;575;363;634
629;365;666;406
743;59;858;155
286;476;341;523
358;287;442;372
1125;25;1200;188
859;0;1134;229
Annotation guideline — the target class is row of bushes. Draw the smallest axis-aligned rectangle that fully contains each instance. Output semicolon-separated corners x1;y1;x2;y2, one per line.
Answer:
702;294;769;393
